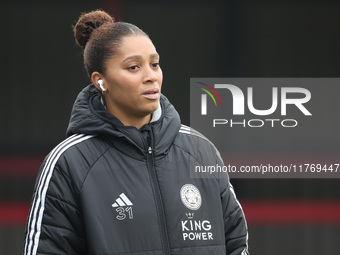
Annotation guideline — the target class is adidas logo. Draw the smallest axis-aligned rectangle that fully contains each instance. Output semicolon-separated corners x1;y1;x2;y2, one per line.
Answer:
112;193;133;208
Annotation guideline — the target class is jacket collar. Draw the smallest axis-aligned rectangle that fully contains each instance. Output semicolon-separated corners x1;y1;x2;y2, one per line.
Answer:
66;84;181;157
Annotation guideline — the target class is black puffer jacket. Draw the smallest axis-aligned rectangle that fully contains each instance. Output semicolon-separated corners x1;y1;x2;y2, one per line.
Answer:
24;85;249;255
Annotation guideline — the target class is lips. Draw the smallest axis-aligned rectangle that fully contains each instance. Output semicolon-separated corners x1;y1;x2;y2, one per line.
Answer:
142;88;160;100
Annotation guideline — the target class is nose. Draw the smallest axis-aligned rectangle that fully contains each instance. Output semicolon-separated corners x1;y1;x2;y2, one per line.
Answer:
143;66;158;83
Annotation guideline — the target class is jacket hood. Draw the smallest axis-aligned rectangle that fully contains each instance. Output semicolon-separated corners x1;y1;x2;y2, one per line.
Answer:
66;84;181;156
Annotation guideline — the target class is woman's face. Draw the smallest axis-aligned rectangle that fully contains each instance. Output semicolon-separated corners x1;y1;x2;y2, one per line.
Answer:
100;35;163;127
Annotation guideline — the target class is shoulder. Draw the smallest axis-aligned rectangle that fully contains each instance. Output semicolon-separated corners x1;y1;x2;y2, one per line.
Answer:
40;134;109;186
174;124;223;164
177;124;212;144
47;134;97;164
56;134;108;161
176;124;215;147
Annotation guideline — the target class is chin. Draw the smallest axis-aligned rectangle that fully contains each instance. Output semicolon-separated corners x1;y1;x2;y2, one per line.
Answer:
148;101;160;111
140;106;158;117
138;100;159;114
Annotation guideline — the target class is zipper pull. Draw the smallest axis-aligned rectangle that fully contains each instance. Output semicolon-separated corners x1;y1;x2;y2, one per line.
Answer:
148;146;152;154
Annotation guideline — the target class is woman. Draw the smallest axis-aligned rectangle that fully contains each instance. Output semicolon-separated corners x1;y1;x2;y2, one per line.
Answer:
24;10;249;255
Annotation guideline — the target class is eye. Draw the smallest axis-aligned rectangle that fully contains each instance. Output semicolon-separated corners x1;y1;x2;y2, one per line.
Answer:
151;62;160;68
128;65;139;71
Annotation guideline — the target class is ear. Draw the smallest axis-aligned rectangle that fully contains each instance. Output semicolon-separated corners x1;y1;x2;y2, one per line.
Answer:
91;72;104;91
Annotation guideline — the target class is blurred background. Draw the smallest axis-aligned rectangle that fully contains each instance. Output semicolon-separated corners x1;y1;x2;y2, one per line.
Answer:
1;0;340;254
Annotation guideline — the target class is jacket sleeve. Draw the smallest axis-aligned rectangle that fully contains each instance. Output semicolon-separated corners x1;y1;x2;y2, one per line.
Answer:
23;156;86;255
217;156;250;255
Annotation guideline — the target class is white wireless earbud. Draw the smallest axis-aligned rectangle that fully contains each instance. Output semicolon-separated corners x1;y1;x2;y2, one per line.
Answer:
98;79;105;91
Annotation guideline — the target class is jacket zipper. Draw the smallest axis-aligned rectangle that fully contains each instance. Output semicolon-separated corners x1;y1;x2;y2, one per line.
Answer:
146;137;171;255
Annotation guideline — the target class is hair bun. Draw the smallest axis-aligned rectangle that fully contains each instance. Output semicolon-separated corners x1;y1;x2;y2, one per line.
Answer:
73;10;114;48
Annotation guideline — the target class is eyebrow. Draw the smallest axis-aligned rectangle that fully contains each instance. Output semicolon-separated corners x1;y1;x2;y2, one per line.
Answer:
122;53;159;63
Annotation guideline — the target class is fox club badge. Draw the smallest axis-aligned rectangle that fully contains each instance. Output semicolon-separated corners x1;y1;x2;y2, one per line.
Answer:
180;184;202;210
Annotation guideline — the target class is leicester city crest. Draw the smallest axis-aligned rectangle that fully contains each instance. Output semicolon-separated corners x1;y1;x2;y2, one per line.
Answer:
180;184;202;210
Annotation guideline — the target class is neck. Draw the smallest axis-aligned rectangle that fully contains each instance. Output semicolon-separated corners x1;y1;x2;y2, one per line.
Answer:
103;95;155;129
119;114;152;129
106;105;152;129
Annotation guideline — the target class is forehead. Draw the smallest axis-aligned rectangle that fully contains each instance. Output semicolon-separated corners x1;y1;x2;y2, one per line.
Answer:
117;35;158;58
